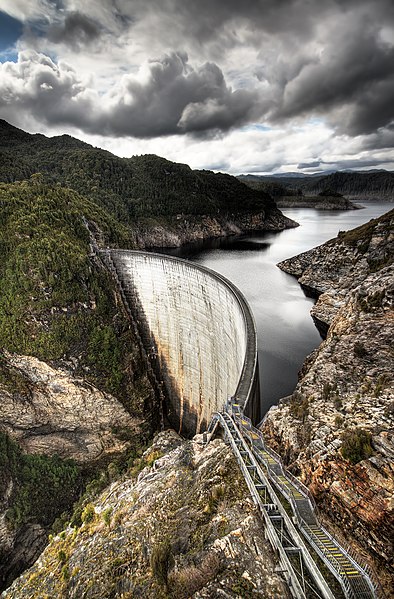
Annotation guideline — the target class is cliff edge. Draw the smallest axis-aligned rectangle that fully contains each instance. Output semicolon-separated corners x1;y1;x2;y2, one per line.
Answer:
3;431;290;599
263;209;394;594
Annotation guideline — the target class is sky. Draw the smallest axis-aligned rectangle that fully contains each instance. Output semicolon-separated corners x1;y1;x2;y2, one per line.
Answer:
0;0;393;175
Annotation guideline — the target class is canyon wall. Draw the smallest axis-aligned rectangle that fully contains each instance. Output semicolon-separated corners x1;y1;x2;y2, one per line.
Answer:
263;209;394;594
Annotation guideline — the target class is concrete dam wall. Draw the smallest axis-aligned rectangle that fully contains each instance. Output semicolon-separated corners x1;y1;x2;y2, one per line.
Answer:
107;250;260;435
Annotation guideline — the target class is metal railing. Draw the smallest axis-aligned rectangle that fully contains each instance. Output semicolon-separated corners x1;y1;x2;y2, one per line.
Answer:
209;412;336;599
208;405;379;599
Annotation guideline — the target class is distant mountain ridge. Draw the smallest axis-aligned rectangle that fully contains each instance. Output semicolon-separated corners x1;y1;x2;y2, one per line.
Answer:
239;170;394;200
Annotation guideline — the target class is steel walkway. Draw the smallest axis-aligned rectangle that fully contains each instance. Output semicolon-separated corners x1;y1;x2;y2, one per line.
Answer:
208;404;379;599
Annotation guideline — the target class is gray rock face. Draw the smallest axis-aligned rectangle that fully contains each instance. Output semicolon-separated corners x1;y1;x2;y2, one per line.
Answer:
265;209;394;594
3;431;290;599
0;352;142;462
0;351;146;591
134;210;298;249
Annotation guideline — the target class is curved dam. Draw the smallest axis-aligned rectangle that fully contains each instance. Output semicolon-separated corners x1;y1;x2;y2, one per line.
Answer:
106;250;260;436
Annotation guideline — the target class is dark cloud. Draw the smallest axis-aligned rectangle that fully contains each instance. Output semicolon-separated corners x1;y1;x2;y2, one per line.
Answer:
106;52;262;137
0;51;260;138
1;0;394;153
117;0;394;141
298;161;321;169
322;157;394;170
46;11;101;48
272;19;394;137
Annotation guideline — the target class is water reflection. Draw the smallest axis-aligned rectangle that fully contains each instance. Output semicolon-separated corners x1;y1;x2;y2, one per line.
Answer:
158;202;393;415
153;236;269;256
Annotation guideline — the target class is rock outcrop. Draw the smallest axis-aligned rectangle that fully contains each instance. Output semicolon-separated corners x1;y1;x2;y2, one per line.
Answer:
0;352;142;463
3;431;290;599
264;209;394;594
0;351;146;591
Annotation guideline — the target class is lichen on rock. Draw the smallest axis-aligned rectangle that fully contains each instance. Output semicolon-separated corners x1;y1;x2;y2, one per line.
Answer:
3;431;290;599
265;208;394;594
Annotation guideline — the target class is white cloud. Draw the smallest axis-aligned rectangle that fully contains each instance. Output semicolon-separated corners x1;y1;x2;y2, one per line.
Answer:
0;0;394;173
0;0;55;22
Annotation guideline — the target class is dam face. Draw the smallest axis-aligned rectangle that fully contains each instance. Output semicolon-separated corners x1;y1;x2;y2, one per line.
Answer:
108;250;260;436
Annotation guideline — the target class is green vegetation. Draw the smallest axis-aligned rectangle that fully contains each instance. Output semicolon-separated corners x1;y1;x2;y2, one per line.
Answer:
318;188;343;197
242;170;394;199
0;432;81;529
0;177;149;406
341;428;373;464
81;503;95;524
289;395;309;422
150;538;174;588
0;120;274;221
239;176;301;197
309;171;394;198
338;208;393;272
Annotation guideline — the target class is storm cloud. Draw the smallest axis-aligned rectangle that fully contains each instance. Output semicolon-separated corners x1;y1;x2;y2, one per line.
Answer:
46;11;102;49
0;51;261;138
0;0;393;171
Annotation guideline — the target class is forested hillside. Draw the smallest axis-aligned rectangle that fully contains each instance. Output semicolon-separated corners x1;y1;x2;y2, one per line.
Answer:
0;176;148;403
0;176;158;589
0;120;274;220
240;170;394;200
303;170;394;199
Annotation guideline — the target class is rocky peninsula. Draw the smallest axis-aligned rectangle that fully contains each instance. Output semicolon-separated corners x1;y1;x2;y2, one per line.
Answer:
133;209;297;249
275;194;357;210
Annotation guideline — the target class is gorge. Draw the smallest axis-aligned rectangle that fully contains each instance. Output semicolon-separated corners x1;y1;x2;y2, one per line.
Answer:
0;121;393;597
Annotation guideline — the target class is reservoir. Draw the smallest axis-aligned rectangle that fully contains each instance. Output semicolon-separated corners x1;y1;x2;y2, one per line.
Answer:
161;202;392;415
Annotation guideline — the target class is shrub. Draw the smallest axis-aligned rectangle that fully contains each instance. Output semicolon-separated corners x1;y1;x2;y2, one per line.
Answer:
102;507;112;527
341;428;373;464
150;539;174;587
289;396;309;422
81;503;95;524
322;382;331;401
204;484;226;515
334;415;343;428
333;395;342;410
169;552;221;598
144;450;163;468
58;549;68;564
354;341;367;359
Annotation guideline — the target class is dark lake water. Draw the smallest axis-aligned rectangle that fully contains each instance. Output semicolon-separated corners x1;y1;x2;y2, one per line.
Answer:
161;202;393;416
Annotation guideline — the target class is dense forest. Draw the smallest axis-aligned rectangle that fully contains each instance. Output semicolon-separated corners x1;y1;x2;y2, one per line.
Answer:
0;176;150;405
239;170;394;199
0;120;274;221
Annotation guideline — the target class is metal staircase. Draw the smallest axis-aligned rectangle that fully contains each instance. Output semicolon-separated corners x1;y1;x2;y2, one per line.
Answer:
208;404;380;599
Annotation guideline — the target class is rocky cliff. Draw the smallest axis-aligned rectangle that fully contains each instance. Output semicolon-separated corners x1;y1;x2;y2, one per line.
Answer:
0;351;143;463
0;349;152;591
263;209;394;594
3;430;290;599
134;210;297;249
